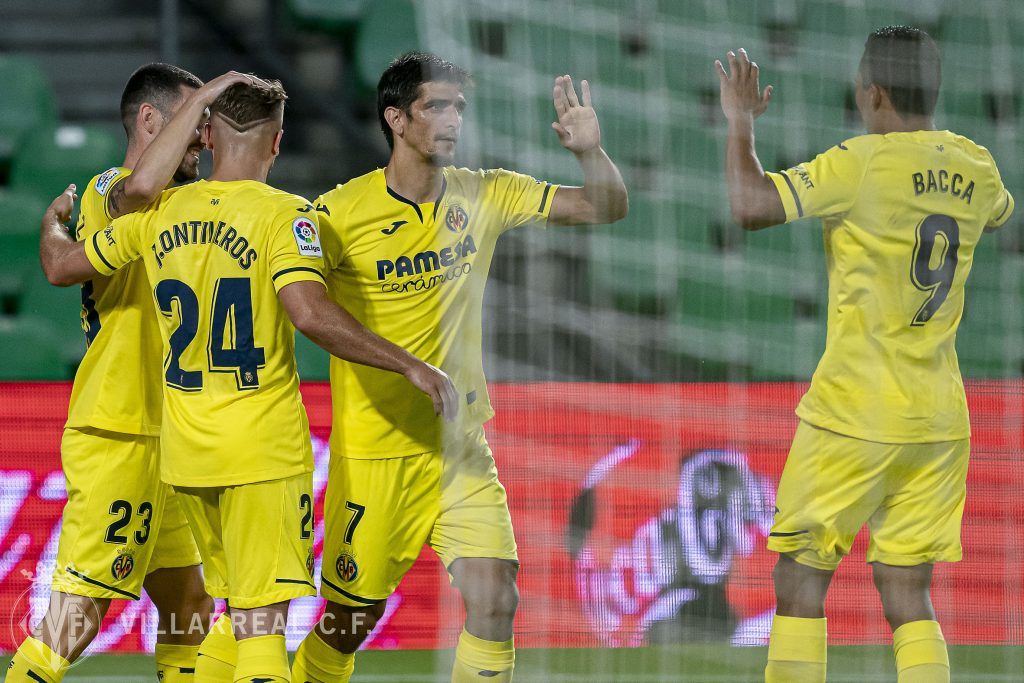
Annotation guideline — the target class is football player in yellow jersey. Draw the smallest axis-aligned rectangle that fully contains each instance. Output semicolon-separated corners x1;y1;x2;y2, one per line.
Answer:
717;27;1014;683
36;79;458;683
290;53;627;683
5;64;255;683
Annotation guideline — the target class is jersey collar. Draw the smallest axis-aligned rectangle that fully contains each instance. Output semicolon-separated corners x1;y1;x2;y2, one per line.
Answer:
383;170;448;224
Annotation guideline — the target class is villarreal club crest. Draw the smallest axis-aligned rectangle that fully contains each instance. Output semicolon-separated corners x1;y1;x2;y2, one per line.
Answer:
444;205;469;233
336;552;359;582
111;548;136;581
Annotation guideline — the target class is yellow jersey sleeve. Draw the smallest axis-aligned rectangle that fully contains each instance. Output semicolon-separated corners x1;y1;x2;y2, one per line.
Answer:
768;136;880;222
269;211;327;291
75;166;128;240
487;169;558;231
83;210;145;276
312;192;346;274
984;157;1014;229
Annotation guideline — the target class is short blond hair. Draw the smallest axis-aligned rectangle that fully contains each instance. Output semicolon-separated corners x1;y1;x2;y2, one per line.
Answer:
211;77;288;130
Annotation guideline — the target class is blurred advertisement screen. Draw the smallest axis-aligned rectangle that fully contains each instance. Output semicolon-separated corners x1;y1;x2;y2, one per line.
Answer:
1;381;1021;652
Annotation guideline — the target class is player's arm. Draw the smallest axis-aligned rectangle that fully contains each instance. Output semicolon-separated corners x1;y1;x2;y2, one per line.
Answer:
278;281;459;420
716;49;785;231
547;76;628;226
106;71;256;218
40;184;100;286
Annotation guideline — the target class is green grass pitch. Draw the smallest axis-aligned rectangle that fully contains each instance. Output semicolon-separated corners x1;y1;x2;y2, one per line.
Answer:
5;645;1024;681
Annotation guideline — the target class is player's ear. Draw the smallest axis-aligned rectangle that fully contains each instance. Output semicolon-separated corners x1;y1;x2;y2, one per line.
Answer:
271;128;284;157
868;83;885;111
384;106;405;141
202;122;213;150
139;102;159;136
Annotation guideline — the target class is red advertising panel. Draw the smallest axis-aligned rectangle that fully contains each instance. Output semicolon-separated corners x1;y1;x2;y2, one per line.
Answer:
1;381;1022;653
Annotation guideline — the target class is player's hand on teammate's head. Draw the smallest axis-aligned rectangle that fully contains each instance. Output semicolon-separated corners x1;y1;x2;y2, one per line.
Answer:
715;48;773;121
404;362;460;422
552;75;602;155
197;71;270;104
48;184;77;224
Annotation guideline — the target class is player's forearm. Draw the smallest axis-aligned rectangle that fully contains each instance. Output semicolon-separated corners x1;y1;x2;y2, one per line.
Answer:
298;303;421;377
40;209;91;286
725;115;779;230
576;147;628;223
117;98;208;215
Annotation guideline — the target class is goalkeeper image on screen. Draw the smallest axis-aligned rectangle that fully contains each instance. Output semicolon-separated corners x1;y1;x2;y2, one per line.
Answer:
284;52;627;683
716;26;1014;683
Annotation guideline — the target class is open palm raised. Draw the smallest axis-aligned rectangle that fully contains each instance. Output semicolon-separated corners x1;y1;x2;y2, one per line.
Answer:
552;75;601;154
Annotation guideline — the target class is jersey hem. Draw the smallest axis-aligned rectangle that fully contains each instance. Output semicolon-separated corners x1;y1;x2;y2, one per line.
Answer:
163;463;313;488
64;418;161;438
795;411;971;445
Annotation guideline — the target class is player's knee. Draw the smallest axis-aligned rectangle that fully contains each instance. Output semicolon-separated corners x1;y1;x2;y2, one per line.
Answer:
319;601;385;653
465;577;519;624
872;562;934;629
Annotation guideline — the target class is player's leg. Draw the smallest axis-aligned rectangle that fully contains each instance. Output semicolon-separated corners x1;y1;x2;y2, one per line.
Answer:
867;438;968;683
169;486;235;683
764;421;889;683
145;477;215;681
432;429;519;683
293;453;439;683
221;473;316;683
7;428;165;682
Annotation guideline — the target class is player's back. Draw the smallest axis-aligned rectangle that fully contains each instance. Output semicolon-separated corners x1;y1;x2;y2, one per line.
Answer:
67;167;163;436
785;130;1013;442
100;179;324;486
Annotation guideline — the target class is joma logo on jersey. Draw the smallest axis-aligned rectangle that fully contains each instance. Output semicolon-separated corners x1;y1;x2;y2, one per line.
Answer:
111;551;135;580
376;234;477;281
336;553;358;582
445;205;469;233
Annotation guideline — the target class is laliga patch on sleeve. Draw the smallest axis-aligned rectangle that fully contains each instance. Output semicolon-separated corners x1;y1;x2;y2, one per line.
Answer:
292;216;323;258
94;168;122;196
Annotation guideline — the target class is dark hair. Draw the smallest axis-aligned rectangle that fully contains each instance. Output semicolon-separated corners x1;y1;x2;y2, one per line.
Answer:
377;52;472;150
120;63;203;139
859;25;941;118
211;77;288;129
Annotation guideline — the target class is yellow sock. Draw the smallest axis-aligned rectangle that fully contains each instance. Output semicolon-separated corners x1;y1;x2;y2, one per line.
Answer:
155;643;201;681
195;614;237;683
4;637;71;683
290;630;354;683
764;615;827;683
451;630;514;683
893;620;949;683
233;635;289;683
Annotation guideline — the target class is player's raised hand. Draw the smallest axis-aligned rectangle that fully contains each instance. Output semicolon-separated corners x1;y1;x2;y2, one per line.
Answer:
196;71;264;105
47;184;77;223
552;75;601;154
404;361;460;422
715;49;773;121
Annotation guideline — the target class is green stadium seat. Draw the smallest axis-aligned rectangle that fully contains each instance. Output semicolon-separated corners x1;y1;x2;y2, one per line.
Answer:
287;0;365;32
0;55;59;176
294;331;330;381
0;189;49;236
0;232;40;315
354;0;420;90
21;267;83;334
0;316;75;380
9;125;123;207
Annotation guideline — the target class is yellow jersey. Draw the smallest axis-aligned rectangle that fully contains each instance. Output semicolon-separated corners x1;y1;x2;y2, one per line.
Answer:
66;167;163;436
84;179;327;486
316;167;557;458
768;130;1014;443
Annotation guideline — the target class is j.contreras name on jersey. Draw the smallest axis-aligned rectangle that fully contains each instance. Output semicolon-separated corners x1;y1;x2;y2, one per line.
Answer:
374;233;477;294
149;219;258;270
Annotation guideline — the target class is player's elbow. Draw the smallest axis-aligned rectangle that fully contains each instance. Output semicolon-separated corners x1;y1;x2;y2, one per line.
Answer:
44;263;77;288
123;175;162;207
730;200;776;231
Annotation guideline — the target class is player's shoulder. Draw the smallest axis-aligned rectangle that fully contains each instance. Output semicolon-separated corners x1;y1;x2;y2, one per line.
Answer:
819;133;884;161
317;168;384;206
87;166;131;198
941;130;1000;166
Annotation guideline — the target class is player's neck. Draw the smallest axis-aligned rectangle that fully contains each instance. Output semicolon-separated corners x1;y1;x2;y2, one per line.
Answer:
869;110;936;135
209;155;271;184
384;152;444;204
122;141;145;171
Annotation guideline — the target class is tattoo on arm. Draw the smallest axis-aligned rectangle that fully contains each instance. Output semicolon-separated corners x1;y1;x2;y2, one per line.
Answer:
106;181;127;219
